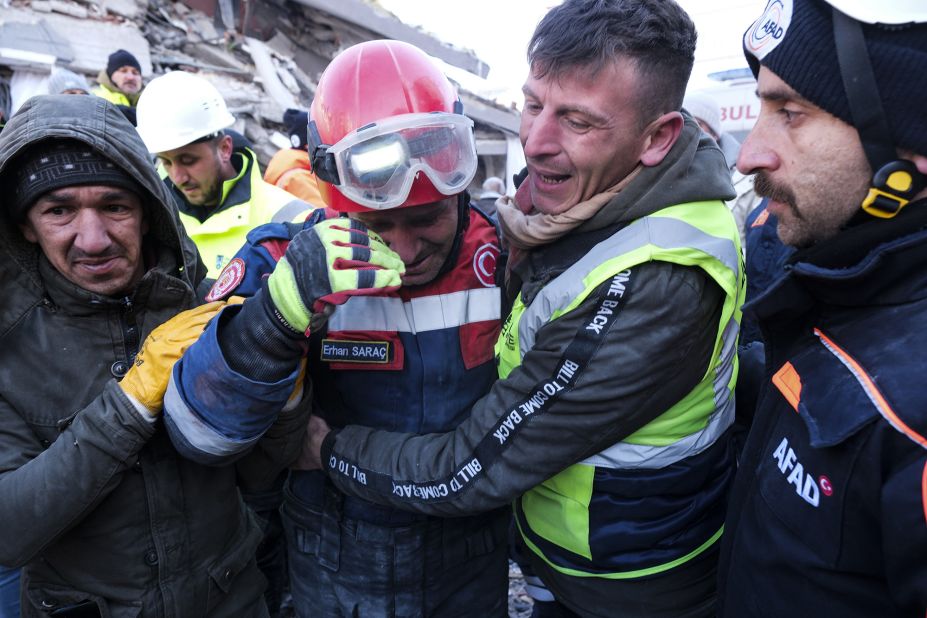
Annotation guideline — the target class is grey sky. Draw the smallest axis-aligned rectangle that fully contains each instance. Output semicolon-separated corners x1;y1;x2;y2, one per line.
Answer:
379;0;766;106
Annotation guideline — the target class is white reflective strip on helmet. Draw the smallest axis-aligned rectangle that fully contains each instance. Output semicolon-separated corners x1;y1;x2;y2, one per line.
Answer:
327;287;500;334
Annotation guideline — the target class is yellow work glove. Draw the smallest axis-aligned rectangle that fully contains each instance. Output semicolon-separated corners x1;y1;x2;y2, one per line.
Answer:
119;298;243;415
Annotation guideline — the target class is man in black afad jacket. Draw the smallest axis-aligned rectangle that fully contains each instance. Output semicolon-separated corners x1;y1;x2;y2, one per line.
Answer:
718;1;927;616
0;95;310;617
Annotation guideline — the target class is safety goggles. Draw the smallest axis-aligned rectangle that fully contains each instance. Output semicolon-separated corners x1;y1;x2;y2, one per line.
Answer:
309;111;478;210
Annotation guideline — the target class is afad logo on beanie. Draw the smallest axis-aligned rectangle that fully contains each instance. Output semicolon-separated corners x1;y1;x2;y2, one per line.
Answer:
745;0;794;61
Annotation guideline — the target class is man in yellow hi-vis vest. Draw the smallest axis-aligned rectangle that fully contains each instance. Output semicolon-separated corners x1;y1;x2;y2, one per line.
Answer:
297;1;744;615
136;71;312;278
92;49;144;108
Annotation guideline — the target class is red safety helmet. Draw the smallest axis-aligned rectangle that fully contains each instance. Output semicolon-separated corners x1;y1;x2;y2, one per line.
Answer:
309;40;477;212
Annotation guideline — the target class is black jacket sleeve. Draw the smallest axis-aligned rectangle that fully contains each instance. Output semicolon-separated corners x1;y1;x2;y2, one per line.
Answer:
320;261;724;516
0;382;155;566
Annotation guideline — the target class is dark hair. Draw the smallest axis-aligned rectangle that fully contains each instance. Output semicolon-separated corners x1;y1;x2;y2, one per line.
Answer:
527;0;697;123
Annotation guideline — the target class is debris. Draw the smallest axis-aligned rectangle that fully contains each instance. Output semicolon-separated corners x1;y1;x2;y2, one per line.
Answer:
244;36;297;110
100;0;141;20
1;0;519;185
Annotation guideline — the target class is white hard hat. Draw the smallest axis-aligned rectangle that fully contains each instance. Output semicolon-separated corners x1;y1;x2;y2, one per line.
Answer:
825;0;927;24
136;71;236;153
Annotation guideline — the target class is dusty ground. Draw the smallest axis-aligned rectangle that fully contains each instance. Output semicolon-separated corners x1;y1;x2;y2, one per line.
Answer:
508;560;535;617
276;560;534;616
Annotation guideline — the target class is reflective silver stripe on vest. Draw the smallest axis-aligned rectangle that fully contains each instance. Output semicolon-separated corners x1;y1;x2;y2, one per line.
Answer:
517;215;739;360
515;214;739;470
583;317;738;471
582;401;733;470
271;199;311;223
328;287;500;334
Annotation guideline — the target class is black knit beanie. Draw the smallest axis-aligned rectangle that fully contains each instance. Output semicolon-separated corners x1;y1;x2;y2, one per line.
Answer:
283;108;309;150
743;0;927;155
106;49;141;79
4;140;143;222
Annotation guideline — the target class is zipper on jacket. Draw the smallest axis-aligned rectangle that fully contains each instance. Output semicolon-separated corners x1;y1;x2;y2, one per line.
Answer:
121;296;140;363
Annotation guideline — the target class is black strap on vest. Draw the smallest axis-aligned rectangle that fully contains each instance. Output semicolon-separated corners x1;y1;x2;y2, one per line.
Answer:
325;269;636;504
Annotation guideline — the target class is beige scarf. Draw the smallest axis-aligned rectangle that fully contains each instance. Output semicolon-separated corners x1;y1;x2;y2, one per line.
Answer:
496;165;642;249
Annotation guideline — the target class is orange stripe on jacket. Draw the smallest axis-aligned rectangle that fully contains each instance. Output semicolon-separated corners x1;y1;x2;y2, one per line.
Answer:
751;207;770;228
922;461;927;528
814;327;927;450
772;362;802;412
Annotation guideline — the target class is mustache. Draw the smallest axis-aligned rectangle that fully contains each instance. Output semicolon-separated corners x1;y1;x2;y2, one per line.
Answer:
68;247;124;262
754;172;801;218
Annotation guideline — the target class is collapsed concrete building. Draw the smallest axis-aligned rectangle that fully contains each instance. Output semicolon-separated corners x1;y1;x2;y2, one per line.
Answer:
0;0;523;193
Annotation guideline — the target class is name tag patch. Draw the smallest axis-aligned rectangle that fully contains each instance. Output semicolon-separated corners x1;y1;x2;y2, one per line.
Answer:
321;339;390;364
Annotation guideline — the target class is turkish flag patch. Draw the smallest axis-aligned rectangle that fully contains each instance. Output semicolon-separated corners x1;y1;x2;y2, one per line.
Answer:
206;257;246;302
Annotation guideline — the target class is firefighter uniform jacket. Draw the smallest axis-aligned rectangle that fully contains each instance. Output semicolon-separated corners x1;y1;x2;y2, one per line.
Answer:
165;205;503;478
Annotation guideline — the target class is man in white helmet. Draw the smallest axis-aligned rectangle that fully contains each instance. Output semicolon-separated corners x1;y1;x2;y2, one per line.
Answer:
718;1;927;616
136;71;312;278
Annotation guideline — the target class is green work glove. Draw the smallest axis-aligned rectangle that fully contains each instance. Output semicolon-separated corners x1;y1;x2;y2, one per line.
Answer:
266;217;405;336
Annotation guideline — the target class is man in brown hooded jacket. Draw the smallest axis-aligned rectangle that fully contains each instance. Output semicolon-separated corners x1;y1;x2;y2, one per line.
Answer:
0;94;310;616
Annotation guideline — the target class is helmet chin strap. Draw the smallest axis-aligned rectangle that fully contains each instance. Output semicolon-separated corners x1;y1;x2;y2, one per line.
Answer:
433;192;472;280
832;8;925;220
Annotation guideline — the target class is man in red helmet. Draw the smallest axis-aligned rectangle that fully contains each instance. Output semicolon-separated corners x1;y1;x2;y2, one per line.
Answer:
160;40;509;616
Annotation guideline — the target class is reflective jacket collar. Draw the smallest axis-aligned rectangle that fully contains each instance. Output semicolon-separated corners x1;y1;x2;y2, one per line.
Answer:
218;149;255;209
173;147;257;222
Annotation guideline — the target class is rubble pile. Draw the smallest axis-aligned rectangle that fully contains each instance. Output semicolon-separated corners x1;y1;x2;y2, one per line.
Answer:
0;0;519;179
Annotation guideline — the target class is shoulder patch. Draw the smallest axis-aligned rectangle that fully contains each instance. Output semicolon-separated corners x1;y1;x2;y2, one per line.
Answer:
206;257;246;302
472;242;499;288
